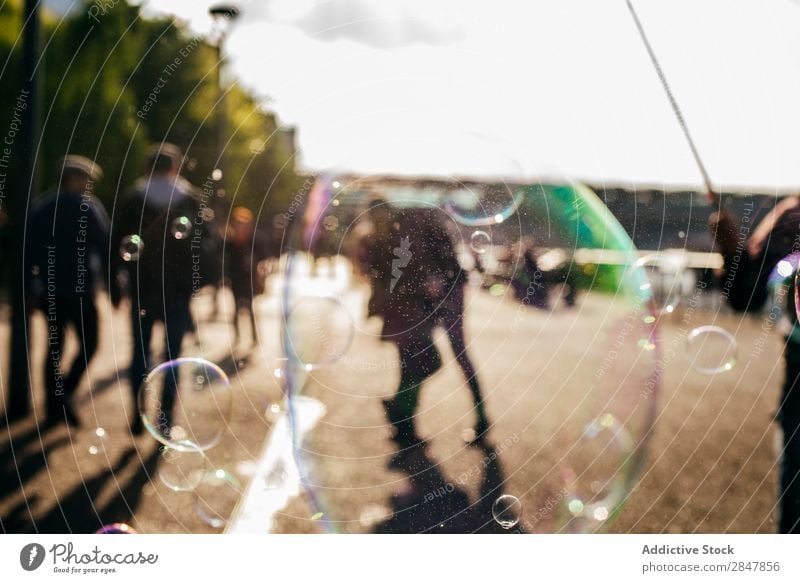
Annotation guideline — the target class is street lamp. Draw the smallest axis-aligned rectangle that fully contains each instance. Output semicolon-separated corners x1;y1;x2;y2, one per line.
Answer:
208;3;240;200
7;0;41;419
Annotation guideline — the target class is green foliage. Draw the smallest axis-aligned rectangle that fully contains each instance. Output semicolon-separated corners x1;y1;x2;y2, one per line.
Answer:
0;0;297;215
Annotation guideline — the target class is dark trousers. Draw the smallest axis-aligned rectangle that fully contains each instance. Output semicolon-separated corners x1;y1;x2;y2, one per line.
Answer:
129;302;193;422
780;344;800;533
44;295;99;414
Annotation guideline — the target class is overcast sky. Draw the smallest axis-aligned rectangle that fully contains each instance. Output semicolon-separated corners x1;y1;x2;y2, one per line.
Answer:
141;0;800;190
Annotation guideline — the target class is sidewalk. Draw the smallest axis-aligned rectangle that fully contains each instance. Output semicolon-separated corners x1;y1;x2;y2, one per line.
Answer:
0;276;783;533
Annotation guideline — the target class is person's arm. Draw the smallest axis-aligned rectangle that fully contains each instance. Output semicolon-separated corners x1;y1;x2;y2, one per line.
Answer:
747;196;800;259
707;200;790;314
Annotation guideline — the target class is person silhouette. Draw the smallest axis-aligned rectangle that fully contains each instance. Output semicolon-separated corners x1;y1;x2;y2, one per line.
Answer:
358;197;395;320
115;144;220;434
380;208;490;446
26;156;115;427
709;197;800;533
223;206;263;348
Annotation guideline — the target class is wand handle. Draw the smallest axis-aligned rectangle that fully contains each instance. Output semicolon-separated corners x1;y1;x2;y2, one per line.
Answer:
625;0;717;203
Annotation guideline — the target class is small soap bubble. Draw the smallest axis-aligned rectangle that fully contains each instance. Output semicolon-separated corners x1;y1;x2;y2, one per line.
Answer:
492;494;522;529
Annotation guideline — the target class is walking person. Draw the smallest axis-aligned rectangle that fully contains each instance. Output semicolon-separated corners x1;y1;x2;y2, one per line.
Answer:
380;208;490;446
26;156;113;427
709;195;800;533
116;144;220;434
358;198;396;320
224;206;263;348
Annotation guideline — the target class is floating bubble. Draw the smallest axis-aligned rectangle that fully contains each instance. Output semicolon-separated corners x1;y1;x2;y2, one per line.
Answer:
444;183;524;227
87;427;108;456
634;253;686;316
194;469;242;528
138;357;232;451
686;326;737;374
284;296;355;369
492;495;522;529
796;271;800;321
95;523;137;534
119;234;143;262
170;216;193;240
158;441;208;491
470;230;491;254
562;413;634;531
280;175;658;533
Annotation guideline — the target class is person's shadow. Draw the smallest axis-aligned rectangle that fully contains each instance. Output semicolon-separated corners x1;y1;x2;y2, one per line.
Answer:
373;440;523;533
2;445;161;533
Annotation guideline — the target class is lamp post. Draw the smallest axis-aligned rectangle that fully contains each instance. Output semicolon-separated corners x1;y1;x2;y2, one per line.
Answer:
6;0;41;419
208;4;240;202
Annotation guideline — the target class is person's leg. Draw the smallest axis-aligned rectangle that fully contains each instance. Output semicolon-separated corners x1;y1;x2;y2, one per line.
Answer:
444;313;489;434
779;345;800;533
62;297;99;400
384;334;441;445
44;300;77;426
159;309;192;437
129;305;155;433
780;413;800;533
232;305;241;344
248;303;258;347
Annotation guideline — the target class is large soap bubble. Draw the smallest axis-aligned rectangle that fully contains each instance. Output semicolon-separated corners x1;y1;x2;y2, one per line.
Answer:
276;175;658;533
138;357;232;451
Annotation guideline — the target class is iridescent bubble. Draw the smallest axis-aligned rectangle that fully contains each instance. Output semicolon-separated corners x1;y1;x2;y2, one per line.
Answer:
170;216;193;240
194;469;242;528
158;441;208;491
492;494;522;529
119;234;143;262
686;326;737;374
634;253;686;316
284;296;355;370
470;230;491;254
765;253;800;325
95;523;137;534
796;271;800;321
280;177;658;534
138;358;232;451
561;413;634;531
444;183;524;227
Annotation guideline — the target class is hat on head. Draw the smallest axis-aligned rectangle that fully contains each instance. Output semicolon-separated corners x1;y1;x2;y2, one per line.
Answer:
59;155;103;181
146;142;183;172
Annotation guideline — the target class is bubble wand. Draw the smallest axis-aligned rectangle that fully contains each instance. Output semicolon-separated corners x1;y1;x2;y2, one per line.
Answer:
625;0;718;204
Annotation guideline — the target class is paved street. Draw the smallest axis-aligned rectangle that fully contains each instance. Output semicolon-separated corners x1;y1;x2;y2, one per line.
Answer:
0;262;783;533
